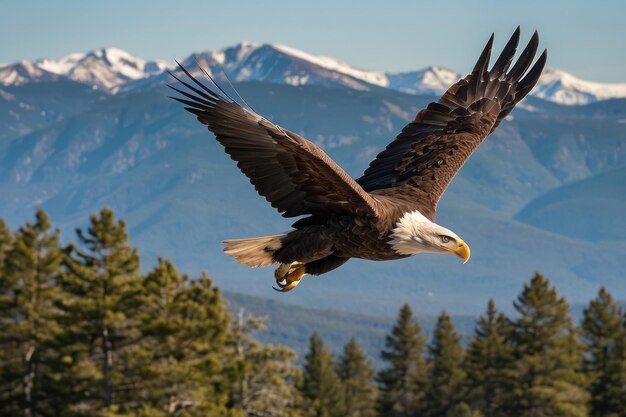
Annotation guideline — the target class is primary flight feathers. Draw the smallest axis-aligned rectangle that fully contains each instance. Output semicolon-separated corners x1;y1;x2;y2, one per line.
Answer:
357;28;546;210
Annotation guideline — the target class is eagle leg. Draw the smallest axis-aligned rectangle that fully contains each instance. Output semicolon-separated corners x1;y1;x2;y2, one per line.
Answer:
273;262;305;292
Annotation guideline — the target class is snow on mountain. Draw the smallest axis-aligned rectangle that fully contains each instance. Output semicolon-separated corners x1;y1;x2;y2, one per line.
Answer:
169;42;460;95
0;48;174;92
2;43;626;105
0;60;60;86
388;66;461;95
180;42;388;92
533;68;626;105
37;52;86;75
138;43;626;104
42;48;176;91
270;44;389;87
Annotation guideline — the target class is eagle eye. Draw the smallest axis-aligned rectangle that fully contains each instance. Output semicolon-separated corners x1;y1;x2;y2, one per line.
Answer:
440;235;451;244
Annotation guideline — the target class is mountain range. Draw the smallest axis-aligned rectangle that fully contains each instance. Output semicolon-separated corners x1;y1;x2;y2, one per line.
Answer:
0;42;625;316
3;42;626;105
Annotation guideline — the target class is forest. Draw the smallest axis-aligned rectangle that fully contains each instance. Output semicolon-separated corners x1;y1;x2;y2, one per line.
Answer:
1;208;625;417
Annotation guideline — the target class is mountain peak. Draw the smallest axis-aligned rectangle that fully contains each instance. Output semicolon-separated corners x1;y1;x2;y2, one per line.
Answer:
0;48;174;92
2;42;626;105
0;59;59;86
532;67;626;104
37;52;86;75
90;47;133;59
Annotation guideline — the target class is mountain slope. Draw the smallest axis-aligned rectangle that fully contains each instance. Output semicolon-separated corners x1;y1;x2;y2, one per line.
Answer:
0;81;107;142
224;291;477;364
516;167;626;242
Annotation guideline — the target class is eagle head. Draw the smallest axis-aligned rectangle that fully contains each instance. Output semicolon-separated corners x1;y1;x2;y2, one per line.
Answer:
389;210;471;263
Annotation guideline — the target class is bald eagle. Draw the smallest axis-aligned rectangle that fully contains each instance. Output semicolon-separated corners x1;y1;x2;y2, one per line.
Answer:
169;28;546;292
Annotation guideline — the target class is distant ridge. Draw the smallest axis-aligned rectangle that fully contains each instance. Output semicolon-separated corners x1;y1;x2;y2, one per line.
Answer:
2;42;625;105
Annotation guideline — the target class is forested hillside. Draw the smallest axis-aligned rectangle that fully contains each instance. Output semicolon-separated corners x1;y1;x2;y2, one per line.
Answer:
1;209;625;417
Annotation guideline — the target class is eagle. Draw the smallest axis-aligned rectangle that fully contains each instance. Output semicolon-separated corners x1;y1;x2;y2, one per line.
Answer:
169;27;546;292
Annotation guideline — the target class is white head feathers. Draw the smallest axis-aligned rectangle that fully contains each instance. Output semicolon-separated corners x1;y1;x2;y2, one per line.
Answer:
389;210;462;256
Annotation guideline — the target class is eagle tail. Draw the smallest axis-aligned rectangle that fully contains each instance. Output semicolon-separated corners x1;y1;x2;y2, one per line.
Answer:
223;234;285;267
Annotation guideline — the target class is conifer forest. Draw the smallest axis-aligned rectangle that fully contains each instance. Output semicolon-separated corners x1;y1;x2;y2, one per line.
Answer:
1;209;625;417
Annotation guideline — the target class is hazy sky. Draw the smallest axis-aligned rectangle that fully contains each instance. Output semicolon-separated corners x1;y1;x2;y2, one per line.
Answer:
2;0;625;82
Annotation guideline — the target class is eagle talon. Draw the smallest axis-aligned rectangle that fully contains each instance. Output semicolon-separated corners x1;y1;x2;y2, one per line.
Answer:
273;263;305;293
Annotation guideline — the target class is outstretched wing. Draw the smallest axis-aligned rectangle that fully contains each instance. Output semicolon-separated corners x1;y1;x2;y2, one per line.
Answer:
356;28;547;213
169;64;379;218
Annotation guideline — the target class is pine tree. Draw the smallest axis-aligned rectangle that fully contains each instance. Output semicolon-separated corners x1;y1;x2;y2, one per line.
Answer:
0;210;63;417
449;402;484;417
336;338;377;417
580;287;626;417
125;259;233;416
511;273;588;417
58;208;143;414
228;309;300;417
300;332;345;417
464;299;516;417
424;310;466;417
377;303;427;417
0;218;13;407
620;313;626;414
0;218;12;271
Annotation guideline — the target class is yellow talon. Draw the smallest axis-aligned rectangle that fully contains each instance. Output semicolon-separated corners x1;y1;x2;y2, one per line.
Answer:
273;263;305;292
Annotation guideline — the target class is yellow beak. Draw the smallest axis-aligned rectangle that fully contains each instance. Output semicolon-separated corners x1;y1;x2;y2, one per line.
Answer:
454;239;471;264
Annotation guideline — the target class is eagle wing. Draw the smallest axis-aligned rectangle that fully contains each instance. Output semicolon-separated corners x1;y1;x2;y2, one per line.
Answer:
356;28;547;214
169;65;379;218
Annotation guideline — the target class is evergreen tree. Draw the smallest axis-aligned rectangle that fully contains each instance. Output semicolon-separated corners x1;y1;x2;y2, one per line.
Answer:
377;303;427;417
425;310;466;417
228;309;301;417
620;313;626;414
0;218;13;406
336;338;377;417
511;273;588;417
300;332;345;417
0;218;12;271
58;208;143;414
581;287;626;417
0;210;63;417
134;259;234;416
464;299;516;417
449;402;484;417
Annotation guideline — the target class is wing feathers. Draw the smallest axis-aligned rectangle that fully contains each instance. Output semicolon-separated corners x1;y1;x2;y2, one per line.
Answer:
173;61;231;103
169;63;379;219
472;33;494;75
167;71;220;102
490;26;520;76
167;85;215;107
507;31;539;82
517;49;548;95
357;29;547;212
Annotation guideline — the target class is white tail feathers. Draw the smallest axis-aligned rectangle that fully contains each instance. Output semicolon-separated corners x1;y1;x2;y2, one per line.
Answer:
223;234;284;267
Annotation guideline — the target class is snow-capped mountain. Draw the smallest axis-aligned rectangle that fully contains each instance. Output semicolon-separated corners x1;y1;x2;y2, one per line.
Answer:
183;42;390;92
0;60;61;86
533;68;626;105
141;42;462;96
0;48;174;92
2;43;626;105
387;66;461;95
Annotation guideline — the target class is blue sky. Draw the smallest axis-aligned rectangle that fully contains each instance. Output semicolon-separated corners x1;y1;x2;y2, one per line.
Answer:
2;0;625;82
